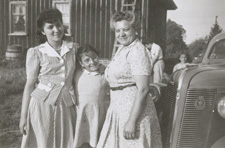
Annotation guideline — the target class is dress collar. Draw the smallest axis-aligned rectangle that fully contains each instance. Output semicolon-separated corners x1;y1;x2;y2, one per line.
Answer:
115;38;139;57
39;41;71;58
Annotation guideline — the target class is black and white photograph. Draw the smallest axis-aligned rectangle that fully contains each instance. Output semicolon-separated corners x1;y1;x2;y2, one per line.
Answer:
0;0;225;148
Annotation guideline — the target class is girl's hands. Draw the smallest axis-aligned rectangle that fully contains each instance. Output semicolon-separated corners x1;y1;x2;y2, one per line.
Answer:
19;117;27;135
97;64;106;74
123;119;136;139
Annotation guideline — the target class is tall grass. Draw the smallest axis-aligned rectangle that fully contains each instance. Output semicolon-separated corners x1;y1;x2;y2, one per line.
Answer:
0;59;26;147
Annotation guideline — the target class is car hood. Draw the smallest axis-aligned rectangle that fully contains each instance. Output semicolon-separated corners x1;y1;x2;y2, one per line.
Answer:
171;63;225;89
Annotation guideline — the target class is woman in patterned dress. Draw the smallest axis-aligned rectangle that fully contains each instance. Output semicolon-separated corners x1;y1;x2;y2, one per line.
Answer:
19;8;78;148
97;11;162;148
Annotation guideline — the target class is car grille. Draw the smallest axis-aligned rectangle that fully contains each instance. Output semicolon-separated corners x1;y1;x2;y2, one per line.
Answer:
176;88;217;148
161;82;177;148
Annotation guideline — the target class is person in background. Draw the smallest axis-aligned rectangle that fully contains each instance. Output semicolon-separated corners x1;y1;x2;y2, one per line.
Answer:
74;45;109;148
19;8;79;148
97;11;162;148
173;53;190;72
145;41;165;83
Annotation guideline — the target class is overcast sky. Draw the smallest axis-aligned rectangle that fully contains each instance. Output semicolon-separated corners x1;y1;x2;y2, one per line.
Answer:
167;0;225;44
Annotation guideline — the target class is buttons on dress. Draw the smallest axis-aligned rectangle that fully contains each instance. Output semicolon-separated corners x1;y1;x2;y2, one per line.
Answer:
60;82;65;86
61;74;65;78
60;59;64;63
61;67;65;70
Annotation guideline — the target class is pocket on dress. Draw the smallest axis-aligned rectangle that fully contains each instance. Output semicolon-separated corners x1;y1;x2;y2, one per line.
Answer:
31;82;55;102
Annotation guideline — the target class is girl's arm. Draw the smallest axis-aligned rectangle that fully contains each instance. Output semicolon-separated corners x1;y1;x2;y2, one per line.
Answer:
123;75;149;139
19;78;37;135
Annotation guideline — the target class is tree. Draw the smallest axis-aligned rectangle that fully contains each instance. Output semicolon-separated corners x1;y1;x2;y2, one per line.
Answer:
188;37;208;63
207;16;223;44
166;19;187;58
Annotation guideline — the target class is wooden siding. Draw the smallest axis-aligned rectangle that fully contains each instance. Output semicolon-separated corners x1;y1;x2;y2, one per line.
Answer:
0;0;170;59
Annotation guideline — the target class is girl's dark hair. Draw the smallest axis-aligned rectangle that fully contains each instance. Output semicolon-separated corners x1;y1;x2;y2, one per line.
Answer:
76;44;99;61
36;8;64;44
179;53;191;63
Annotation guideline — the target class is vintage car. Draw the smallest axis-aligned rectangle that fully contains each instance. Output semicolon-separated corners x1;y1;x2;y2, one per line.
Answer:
157;32;225;148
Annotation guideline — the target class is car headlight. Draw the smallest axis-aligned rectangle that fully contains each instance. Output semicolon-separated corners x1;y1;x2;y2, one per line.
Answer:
217;96;225;119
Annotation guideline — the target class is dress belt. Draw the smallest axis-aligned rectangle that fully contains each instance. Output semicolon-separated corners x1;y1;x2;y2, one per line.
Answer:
110;84;136;91
157;58;163;61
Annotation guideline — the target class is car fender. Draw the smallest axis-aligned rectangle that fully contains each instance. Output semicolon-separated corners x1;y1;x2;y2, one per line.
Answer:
149;83;167;103
211;136;225;148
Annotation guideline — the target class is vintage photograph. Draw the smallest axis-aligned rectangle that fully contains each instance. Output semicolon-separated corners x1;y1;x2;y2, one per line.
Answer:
0;0;225;148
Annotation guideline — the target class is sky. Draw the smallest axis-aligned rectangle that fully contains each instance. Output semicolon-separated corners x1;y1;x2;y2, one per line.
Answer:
167;0;225;44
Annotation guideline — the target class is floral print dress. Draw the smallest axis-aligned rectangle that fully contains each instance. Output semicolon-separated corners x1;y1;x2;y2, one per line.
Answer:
97;39;162;148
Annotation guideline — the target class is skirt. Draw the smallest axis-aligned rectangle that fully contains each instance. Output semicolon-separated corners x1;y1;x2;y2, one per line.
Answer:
97;86;162;148
21;97;76;148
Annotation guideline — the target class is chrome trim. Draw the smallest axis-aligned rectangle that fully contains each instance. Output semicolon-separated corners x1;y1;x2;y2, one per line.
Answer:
170;69;187;147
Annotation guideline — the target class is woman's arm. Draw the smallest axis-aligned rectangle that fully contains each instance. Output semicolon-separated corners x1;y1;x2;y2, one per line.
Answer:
123;75;149;139
19;78;37;135
151;47;160;65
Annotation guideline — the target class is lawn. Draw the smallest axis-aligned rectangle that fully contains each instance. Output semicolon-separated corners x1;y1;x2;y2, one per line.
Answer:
0;60;26;148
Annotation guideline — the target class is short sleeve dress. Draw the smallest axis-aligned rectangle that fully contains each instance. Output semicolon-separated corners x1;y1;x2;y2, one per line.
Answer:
21;41;78;148
173;63;190;72
74;68;108;148
97;39;162;148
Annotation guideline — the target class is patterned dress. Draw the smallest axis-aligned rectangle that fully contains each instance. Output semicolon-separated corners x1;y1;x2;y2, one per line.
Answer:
21;41;78;148
97;39;162;148
74;68;108;148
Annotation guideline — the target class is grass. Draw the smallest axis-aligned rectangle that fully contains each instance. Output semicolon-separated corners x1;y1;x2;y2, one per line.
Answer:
0;59;26;148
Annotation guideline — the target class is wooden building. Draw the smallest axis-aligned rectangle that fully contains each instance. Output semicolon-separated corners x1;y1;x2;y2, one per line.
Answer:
0;0;176;59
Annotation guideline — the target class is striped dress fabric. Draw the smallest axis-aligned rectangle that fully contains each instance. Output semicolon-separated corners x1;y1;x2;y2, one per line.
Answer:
21;41;78;148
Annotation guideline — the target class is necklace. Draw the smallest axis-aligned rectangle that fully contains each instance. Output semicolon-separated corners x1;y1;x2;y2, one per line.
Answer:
55;47;61;51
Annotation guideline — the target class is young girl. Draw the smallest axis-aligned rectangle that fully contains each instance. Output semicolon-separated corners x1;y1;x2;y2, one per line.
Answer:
173;53;190;72
19;8;79;148
74;45;109;148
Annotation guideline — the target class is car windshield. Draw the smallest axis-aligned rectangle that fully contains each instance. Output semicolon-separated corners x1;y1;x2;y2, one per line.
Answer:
209;39;225;59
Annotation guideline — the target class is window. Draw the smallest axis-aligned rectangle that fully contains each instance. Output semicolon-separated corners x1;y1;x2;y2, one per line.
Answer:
52;1;72;35
9;1;27;35
209;39;225;59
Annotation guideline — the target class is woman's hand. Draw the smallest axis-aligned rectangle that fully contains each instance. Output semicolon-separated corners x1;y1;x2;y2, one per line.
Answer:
19;117;27;135
123;119;136;139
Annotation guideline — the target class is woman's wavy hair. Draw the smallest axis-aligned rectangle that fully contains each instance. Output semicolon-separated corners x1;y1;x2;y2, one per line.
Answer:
36;8;65;44
110;11;140;32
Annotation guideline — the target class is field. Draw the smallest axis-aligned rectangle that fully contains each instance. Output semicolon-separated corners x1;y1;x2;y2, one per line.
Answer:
0;60;26;148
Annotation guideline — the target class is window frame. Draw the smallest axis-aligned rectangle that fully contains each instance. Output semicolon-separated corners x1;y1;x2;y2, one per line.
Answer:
52;1;72;36
208;39;225;59
8;1;28;36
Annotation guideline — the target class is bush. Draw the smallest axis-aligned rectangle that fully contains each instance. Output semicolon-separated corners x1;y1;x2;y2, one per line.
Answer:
0;67;26;98
0;56;26;69
164;58;179;75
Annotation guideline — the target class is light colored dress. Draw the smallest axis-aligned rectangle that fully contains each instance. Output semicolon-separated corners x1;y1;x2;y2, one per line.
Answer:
97;39;162;148
74;68;108;148
173;62;190;72
150;43;165;83
21;41;78;148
